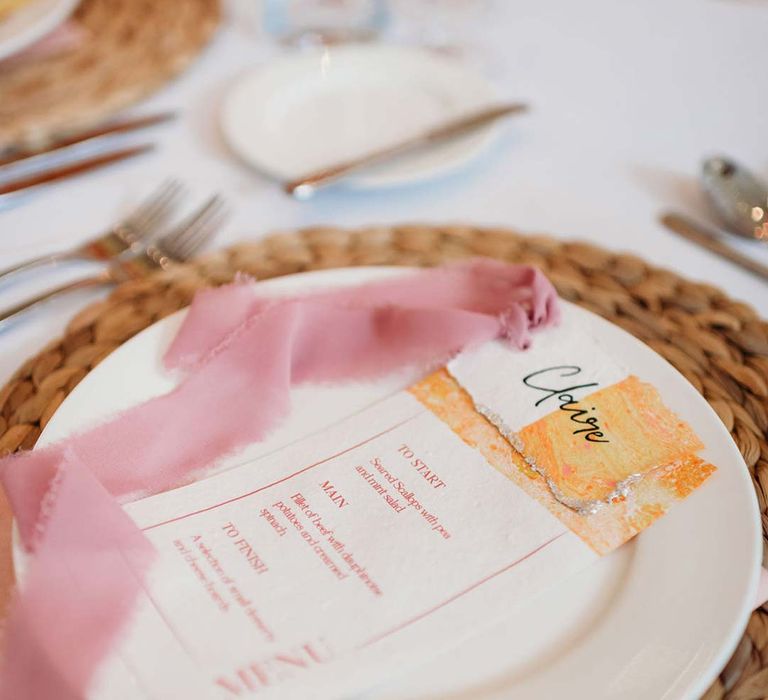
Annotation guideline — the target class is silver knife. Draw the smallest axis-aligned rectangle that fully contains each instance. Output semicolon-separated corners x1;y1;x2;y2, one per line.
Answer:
0;112;174;169
284;103;528;198
660;212;768;282
0;144;154;204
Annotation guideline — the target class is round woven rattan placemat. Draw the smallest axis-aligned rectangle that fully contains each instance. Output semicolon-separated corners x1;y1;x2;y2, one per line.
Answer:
0;225;766;699
0;0;220;151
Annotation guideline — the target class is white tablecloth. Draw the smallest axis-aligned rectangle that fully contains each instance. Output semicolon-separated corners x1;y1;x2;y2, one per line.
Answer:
1;0;767;385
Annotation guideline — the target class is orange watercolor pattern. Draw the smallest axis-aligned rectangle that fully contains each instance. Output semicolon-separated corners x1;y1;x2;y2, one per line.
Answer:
517;375;703;502
408;369;715;555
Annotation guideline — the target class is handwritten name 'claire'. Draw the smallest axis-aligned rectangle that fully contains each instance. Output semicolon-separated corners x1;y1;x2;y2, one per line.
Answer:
522;366;609;443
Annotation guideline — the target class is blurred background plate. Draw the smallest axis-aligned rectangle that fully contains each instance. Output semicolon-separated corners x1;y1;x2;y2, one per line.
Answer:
0;0;78;61
221;44;504;190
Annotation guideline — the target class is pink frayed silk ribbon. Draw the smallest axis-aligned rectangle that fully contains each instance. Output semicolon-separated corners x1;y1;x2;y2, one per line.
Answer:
0;260;559;699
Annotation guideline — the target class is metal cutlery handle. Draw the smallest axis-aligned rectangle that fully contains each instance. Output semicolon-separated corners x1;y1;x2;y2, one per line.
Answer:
660;212;768;282
0;274;110;327
0;112;175;168
0;249;79;284
284;103;528;197
0;144;154;204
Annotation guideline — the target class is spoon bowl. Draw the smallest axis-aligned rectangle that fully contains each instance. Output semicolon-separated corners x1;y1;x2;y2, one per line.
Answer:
701;156;768;241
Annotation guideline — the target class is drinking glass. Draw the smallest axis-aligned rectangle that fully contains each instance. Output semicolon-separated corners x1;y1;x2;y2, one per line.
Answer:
264;0;389;46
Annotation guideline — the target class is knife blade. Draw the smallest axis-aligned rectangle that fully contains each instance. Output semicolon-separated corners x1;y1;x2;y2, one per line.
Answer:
660;212;768;282
284;102;528;198
0;112;174;168
0;144;154;201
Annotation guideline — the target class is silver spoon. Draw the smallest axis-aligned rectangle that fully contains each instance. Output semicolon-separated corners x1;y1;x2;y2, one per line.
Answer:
701;156;768;241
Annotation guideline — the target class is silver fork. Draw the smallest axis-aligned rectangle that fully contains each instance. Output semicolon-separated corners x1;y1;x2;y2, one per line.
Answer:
0;180;184;283
0;195;227;327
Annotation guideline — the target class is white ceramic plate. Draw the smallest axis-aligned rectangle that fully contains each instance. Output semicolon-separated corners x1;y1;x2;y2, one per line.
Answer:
0;0;78;62
22;268;761;699
221;45;505;190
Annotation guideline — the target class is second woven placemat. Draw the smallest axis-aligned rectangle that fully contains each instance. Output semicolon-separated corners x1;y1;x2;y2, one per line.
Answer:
0;0;220;151
0;225;766;699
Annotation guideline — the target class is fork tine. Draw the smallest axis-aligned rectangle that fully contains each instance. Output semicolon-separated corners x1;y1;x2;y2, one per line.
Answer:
123;180;184;240
130;179;181;223
122;180;174;228
131;181;183;230
133;186;184;239
174;201;227;260
132;180;182;224
175;209;227;260
161;195;222;249
159;195;227;261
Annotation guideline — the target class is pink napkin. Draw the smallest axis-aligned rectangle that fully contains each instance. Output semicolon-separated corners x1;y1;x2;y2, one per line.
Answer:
0;260;559;699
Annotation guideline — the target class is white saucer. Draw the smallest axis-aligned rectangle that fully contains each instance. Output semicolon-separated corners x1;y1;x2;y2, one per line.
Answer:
0;0;78;62
221;45;506;190
17;266;761;700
